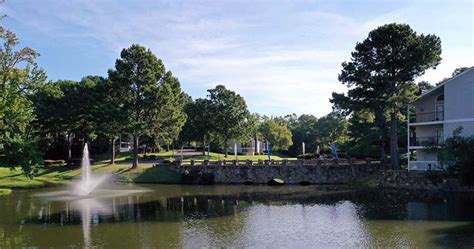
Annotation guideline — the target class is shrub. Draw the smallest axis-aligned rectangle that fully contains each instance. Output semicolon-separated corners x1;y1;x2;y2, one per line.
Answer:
424;170;443;185
43;160;66;167
162;158;175;164
142;154;158;160
297;153;319;159
430;127;474;186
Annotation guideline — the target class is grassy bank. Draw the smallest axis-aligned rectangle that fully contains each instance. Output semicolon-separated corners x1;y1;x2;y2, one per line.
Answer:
179;152;295;164
0;188;12;195
0;163;178;189
0;150;296;190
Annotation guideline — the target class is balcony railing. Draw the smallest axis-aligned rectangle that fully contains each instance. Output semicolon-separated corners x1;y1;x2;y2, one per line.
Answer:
410;136;444;147
410;111;444;123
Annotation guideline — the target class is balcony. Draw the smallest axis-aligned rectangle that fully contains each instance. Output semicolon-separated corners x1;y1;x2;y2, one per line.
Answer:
410;111;444;123
410;136;444;147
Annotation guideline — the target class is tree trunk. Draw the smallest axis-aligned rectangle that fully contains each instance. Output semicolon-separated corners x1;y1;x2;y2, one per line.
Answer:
224;139;228;158
67;132;72;161
389;112;400;169
110;137;116;165
202;134;207;156
132;135;139;169
380;139;386;160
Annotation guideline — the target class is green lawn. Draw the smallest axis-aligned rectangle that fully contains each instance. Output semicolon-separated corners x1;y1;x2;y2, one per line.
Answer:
0;163;148;189
0;188;12;195
181;152;295;161
0;150;296;190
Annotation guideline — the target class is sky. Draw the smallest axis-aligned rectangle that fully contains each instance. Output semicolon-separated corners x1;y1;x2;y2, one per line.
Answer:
3;0;473;117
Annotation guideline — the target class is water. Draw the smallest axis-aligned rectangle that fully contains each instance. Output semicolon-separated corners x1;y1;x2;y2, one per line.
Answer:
1;185;474;248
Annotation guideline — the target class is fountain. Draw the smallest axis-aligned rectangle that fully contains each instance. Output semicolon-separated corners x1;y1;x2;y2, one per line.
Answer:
34;143;150;247
36;143;148;200
74;143;109;196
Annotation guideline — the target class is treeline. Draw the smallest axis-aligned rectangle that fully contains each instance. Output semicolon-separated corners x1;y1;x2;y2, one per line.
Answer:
0;20;349;175
1;17;470;175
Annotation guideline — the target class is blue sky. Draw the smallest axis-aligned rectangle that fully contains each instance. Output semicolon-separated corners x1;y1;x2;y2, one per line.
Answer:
3;0;473;116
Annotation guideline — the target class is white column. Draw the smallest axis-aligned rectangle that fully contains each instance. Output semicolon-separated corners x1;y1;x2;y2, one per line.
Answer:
407;104;411;171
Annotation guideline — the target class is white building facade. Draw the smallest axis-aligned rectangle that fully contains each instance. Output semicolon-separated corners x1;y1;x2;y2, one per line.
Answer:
408;68;474;171
230;138;267;155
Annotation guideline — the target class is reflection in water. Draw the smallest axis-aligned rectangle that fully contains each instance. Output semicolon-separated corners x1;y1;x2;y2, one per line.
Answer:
1;185;474;248
32;186;150;247
75;198;106;248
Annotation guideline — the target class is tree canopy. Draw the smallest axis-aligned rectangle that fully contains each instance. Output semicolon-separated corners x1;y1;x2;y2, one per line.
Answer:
205;85;252;157
259;118;293;151
0;21;46;175
331;23;442;169
108;44;187;168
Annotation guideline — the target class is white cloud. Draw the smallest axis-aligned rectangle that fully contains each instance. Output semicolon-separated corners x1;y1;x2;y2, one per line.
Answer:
5;0;473;117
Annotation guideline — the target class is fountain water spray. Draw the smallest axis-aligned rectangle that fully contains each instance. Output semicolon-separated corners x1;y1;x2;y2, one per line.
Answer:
34;143;150;247
75;143;108;196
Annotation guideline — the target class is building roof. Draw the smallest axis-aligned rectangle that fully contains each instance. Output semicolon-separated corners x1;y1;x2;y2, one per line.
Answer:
412;67;474;103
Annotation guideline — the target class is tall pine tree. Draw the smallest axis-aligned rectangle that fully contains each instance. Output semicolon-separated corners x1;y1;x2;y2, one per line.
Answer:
108;44;187;168
331;23;442;169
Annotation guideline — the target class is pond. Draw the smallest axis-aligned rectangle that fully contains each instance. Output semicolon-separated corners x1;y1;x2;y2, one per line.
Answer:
1;184;474;248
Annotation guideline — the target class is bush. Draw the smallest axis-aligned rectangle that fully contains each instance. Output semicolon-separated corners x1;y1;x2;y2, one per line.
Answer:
162;158;175;164
424;170;443;185
43;160;66;167
297;153;319;159
431;127;474;186
142;154;159;160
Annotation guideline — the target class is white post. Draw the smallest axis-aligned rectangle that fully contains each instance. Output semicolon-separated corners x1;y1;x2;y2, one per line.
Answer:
302;142;305;158
407;104;411;171
234;143;238;160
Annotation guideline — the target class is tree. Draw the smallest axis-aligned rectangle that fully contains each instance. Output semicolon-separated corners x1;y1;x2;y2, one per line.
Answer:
259;118;293;151
179;98;210;155
148;71;188;150
417;81;434;95
286;114;318;156
108;44;186;168
91;76;127;164
74;76;105;144
33;78;100;161
451;67;470;77
436;66;472;85
248;113;264;155
0;18;46;175
331;23;442;169
32;80;69;159
313;111;348;150
206;85;251;157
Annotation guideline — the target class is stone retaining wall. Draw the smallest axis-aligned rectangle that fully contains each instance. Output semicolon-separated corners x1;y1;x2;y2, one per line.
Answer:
157;159;387;184
379;170;473;192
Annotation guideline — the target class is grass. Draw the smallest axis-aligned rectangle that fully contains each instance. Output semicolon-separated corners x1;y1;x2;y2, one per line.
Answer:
0;150;297;189
0;188;12;195
0;161;183;189
180;152;295;162
134;167;181;184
